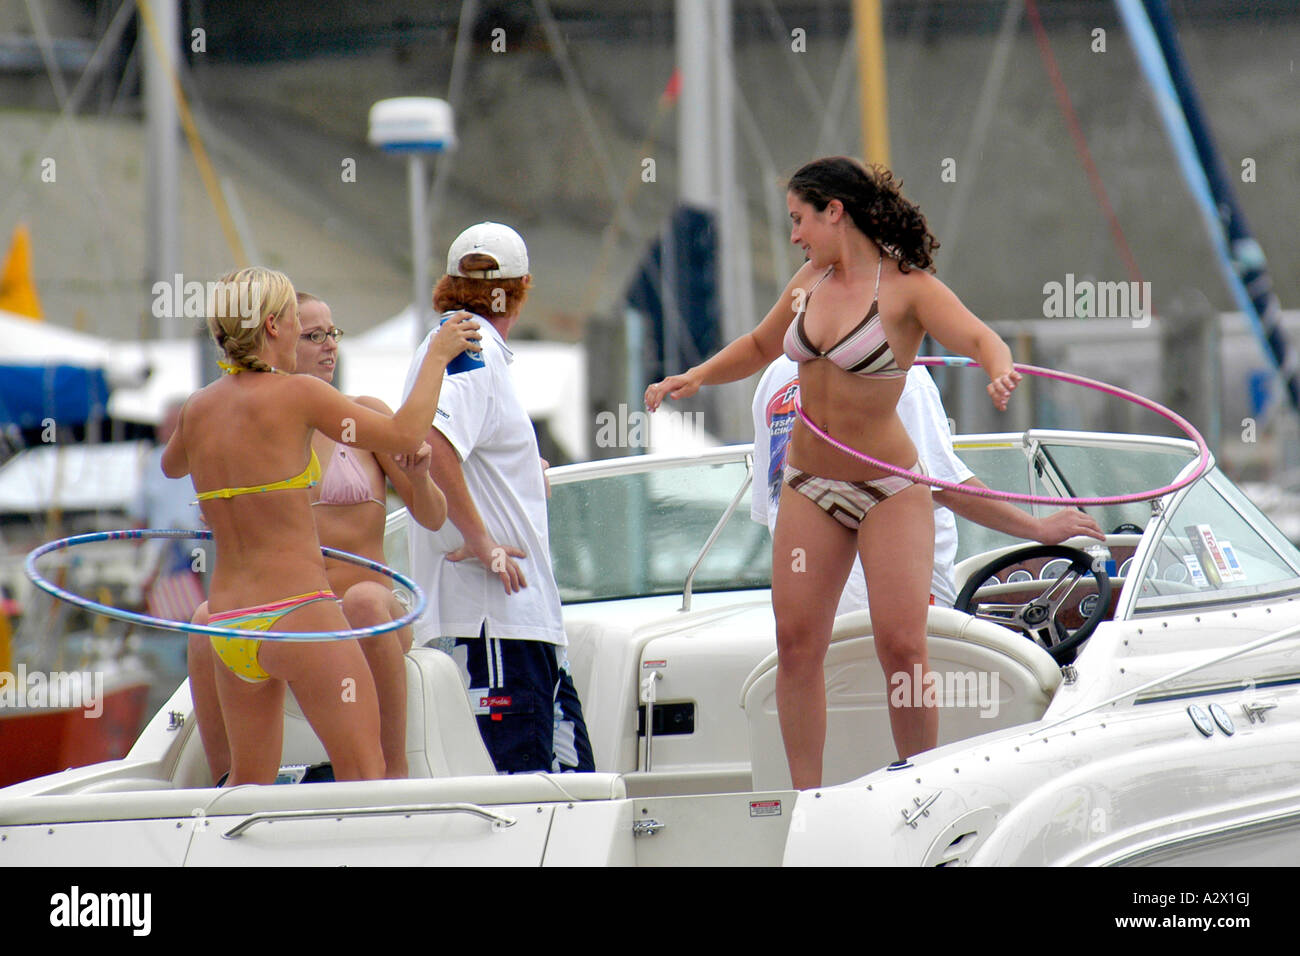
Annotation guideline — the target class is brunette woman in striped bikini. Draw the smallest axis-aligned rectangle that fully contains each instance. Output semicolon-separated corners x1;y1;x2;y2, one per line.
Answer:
646;157;1019;789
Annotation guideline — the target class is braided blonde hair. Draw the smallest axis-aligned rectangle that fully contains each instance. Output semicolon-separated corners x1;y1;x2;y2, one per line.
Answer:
207;267;296;373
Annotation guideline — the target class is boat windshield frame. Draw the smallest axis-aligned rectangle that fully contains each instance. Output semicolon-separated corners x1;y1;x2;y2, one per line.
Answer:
383;430;1300;617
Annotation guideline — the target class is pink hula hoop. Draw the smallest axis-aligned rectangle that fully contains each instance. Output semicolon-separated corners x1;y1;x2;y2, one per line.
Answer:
792;357;1211;507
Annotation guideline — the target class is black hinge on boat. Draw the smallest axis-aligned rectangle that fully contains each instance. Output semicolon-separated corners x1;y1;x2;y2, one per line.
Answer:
637;701;695;737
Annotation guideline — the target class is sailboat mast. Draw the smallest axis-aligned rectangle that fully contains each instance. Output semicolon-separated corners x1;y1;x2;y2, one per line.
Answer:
853;0;891;166
1116;0;1296;419
143;0;180;342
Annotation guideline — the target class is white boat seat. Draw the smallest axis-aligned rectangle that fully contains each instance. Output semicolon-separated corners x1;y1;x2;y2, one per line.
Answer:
281;646;495;779
740;606;1062;791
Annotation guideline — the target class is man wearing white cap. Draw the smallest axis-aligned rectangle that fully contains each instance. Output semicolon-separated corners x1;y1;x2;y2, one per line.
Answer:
402;222;594;773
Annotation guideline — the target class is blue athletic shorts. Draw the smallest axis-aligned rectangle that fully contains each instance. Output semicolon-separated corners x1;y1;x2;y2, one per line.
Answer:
456;630;595;774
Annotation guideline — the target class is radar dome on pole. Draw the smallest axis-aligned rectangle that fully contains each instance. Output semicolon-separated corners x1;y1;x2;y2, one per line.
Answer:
368;97;456;347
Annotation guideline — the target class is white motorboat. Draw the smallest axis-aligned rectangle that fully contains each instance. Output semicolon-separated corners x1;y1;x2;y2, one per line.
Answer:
3;429;1298;866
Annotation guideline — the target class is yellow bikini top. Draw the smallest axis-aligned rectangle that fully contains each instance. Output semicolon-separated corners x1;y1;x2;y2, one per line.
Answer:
195;452;322;504
195;449;321;501
195;359;318;501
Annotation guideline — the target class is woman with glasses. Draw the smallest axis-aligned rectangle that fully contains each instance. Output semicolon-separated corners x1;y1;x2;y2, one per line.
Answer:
188;288;472;783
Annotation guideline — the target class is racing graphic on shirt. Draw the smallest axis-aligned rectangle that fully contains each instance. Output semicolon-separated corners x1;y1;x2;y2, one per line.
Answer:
765;375;800;512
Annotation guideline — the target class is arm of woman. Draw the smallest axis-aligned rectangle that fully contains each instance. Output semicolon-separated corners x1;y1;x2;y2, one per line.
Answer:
646;261;821;411
390;443;448;531
907;272;1021;410
160;402;190;478
300;315;481;453
355;396;449;531
935;479;1104;542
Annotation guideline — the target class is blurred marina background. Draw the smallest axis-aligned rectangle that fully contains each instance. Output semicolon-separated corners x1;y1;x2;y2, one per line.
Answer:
0;0;1297;766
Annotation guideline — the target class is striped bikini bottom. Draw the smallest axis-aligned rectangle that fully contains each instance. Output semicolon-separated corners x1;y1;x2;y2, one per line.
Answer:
783;461;928;531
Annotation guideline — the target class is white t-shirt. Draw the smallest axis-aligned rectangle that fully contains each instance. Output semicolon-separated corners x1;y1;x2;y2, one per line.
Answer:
402;319;566;647
750;357;973;612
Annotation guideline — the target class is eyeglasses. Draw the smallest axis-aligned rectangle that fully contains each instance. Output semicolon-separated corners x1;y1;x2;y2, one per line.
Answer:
300;328;344;344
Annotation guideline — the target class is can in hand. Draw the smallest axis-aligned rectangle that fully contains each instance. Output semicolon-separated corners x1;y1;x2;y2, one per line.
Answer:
440;310;486;375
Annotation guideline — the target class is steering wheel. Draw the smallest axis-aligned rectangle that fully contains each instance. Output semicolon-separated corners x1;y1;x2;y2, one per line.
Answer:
954;545;1111;664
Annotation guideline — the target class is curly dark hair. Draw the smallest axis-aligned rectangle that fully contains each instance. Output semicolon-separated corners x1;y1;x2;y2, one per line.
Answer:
787;156;939;273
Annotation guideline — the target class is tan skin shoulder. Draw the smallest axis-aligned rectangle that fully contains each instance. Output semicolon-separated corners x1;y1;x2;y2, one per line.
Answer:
897;267;959;324
168;375;309;487
164;372;381;486
160;397;192;478
352;394;391;416
883;262;940;358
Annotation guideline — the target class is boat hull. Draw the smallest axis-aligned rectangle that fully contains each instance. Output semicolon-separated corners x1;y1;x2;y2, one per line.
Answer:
0;681;150;787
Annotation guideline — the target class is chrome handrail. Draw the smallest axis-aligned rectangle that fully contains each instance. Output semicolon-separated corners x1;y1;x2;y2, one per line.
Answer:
680;455;754;612
547;443;755;484
222;802;517;839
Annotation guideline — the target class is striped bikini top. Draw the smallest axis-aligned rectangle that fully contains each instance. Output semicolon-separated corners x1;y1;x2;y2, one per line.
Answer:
782;259;907;378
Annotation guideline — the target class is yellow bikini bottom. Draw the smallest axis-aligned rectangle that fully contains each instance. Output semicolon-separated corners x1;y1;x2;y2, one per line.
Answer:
208;590;338;682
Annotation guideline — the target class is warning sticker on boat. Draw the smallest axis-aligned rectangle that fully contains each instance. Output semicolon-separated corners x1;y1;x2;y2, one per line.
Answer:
749;799;782;818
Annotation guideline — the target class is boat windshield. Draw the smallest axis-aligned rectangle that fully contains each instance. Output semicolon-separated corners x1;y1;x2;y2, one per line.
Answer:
548;454;771;603
382;434;1300;614
951;435;1193;562
1132;474;1300;614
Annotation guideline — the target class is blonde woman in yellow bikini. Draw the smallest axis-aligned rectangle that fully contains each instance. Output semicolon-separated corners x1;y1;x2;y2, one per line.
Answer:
189;291;451;782
164;267;479;784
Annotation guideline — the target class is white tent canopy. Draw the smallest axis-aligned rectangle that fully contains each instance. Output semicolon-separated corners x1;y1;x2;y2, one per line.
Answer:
1;309;166;424
1;309;119;365
0;441;150;513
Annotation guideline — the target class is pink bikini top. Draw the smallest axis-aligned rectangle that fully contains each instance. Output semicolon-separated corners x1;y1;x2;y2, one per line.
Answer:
312;442;386;508
782;259;907;378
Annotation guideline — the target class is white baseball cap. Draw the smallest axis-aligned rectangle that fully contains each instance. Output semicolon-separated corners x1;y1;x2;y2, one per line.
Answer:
446;222;530;279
